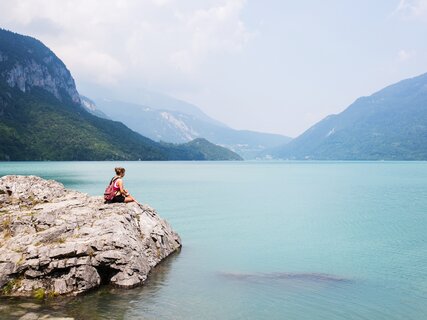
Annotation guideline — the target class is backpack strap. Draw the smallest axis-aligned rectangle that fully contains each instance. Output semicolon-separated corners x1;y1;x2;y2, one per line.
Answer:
110;176;120;185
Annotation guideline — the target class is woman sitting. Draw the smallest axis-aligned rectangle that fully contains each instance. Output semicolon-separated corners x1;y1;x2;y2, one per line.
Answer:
110;167;136;203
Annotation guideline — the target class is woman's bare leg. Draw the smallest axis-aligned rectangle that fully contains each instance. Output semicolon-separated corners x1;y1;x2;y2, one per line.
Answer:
124;195;135;203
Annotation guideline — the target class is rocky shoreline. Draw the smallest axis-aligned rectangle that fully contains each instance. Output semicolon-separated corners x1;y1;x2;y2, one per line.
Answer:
0;175;181;298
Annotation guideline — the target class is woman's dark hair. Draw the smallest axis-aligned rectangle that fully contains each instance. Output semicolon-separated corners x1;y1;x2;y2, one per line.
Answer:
115;167;125;175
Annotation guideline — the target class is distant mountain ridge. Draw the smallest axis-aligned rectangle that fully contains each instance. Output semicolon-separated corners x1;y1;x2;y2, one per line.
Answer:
0;28;242;161
87;98;291;159
271;72;427;160
121;89;229;128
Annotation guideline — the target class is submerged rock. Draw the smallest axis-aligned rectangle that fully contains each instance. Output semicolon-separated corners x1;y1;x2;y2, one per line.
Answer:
219;271;348;283
0;175;181;297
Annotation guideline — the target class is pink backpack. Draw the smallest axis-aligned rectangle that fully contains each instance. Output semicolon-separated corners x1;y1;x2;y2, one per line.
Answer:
104;177;119;202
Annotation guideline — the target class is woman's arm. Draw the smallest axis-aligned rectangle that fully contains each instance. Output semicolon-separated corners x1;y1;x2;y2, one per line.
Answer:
117;180;129;196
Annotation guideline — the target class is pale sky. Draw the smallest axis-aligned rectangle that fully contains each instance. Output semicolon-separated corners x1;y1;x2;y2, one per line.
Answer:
1;0;427;137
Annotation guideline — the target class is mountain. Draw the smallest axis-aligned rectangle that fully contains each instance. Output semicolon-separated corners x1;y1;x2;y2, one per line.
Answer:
87;98;291;159
83;83;227;128
272;72;427;160
0;28;242;161
80;95;110;119
162;138;242;161
121;89;228;128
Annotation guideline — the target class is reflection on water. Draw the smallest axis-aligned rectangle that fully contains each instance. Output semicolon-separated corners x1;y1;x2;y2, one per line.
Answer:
66;251;181;320
0;251;180;320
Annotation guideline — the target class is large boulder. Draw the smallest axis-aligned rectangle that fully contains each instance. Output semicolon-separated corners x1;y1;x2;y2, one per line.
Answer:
0;175;181;297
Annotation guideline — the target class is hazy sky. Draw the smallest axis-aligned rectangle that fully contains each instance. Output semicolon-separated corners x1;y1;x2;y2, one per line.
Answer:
1;0;427;137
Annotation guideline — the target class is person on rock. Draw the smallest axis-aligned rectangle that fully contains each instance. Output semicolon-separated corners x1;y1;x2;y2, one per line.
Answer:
109;167;136;203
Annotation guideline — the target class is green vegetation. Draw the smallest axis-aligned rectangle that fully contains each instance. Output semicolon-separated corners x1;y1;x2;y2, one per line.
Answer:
1;215;12;238
33;287;45;300
0;85;242;160
2;278;20;295
274;72;427;160
0;28;242;161
0;83;165;160
93;98;291;159
169;138;242;160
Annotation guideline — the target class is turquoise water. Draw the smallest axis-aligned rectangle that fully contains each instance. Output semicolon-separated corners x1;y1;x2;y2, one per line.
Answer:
1;161;427;319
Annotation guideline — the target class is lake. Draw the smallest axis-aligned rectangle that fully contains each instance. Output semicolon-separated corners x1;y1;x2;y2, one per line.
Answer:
1;161;427;319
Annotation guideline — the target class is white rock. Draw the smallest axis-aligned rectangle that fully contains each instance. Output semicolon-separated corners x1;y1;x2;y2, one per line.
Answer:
0;175;181;297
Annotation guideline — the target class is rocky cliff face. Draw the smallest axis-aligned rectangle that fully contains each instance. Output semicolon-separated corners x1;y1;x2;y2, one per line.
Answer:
0;30;80;105
0;175;181;297
5;58;80;104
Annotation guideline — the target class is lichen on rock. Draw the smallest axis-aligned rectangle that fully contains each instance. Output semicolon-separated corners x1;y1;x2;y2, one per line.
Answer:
0;175;182;297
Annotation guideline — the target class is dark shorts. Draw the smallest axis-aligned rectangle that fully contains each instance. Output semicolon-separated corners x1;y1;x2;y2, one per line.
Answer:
111;195;125;203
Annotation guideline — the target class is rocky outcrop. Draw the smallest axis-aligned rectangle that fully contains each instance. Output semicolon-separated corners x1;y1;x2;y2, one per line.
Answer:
5;59;80;105
0;175;181;297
